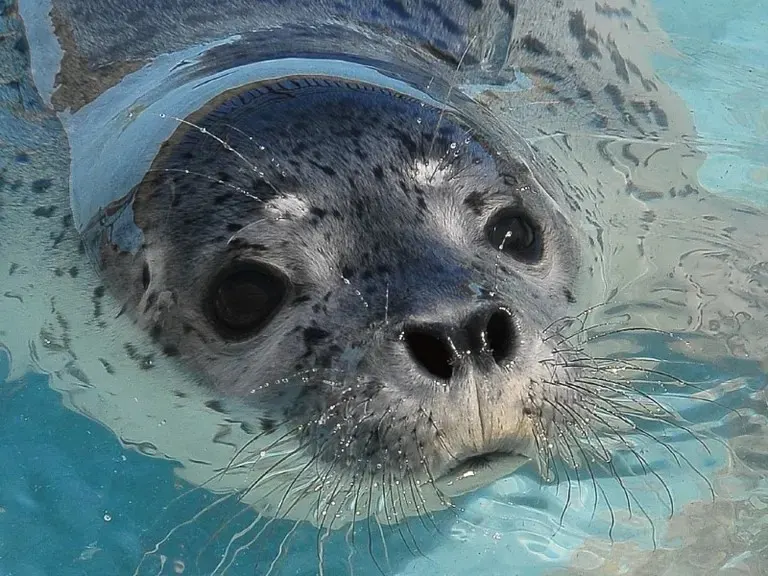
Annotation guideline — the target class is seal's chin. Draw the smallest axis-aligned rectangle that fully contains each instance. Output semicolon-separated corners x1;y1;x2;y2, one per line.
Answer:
435;451;530;497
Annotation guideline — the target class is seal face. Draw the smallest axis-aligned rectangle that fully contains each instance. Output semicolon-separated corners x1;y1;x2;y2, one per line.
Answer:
98;77;583;514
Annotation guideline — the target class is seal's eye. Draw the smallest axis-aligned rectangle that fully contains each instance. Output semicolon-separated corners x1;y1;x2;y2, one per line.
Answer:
206;262;288;340
486;209;543;263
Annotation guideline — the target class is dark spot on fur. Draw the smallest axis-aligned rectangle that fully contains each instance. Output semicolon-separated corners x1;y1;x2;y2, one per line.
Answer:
609;47;630;82
214;192;233;205
564;288;576;303
54;267;64;277
15;152;30;163
465;191;486;214
341;265;355;278
31;178;52;193
310;161;336;177
290;294;311;307
98;358;115;375
226;222;242;232
383;0;410;18
33;205;56;217
150;324;162;340
12;32;29;55
142;263;151;290
304;327;330;347
603;83;625;113
519;34;550;56
205;400;226;413
499;0;516;20
310;207;327;219
9;263;19;275
68;266;79;278
568;11;600;59
373;165;385;180
124;342;155;369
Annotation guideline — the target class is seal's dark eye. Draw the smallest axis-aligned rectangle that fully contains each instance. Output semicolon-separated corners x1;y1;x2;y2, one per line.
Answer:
206;262;288;340
486;209;543;263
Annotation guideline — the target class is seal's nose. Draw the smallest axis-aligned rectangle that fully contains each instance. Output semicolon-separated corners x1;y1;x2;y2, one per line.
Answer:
403;306;516;380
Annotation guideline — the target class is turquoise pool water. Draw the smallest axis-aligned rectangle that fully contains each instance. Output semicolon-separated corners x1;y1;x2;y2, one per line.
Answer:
1;1;767;575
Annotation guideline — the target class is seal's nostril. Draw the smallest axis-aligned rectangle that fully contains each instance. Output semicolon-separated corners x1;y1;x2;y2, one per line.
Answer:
404;329;454;380
484;308;516;365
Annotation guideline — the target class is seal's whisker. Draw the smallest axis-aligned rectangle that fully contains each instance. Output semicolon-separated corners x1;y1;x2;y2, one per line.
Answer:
529;406;557;482
577;406;676;517
381;471;418;561
577;355;740;421
549;409;604;525
546;317;632;344
558;374;676;421
156;113;284;197
573;374;716;461
426;35;476;179
147;168;264;204
220;417;297;474
196;446;322;563
541;299;618;335
209;120;290;180
411;436;460;524
552;438;574;533
405;456;443;535
418;406;459;462
393;471;431;562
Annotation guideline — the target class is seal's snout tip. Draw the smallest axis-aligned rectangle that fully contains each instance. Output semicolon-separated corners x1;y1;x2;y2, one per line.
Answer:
403;305;517;380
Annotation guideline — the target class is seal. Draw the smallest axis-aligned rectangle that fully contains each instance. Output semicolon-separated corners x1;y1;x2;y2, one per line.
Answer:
3;0;768;569
95;76;584;521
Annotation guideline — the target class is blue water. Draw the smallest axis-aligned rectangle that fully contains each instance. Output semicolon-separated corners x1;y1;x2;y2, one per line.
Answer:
2;1;768;575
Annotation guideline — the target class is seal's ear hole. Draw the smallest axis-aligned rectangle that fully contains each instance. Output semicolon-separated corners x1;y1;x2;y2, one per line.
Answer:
206;261;288;341
485;209;543;263
142;263;151;290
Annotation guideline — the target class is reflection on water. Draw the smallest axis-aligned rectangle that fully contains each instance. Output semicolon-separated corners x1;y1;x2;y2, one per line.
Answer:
1;0;767;575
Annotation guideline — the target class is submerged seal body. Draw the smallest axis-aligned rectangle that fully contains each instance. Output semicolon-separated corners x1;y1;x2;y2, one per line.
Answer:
3;0;768;566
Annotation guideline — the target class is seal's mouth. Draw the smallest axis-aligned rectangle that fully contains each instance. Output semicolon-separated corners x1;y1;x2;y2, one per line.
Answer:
436;451;529;496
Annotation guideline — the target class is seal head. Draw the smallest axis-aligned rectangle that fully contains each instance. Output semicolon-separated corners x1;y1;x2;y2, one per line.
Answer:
98;76;582;519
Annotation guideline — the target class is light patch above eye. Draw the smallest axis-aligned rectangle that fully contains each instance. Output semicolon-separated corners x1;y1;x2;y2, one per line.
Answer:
263;194;311;221
412;158;452;187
